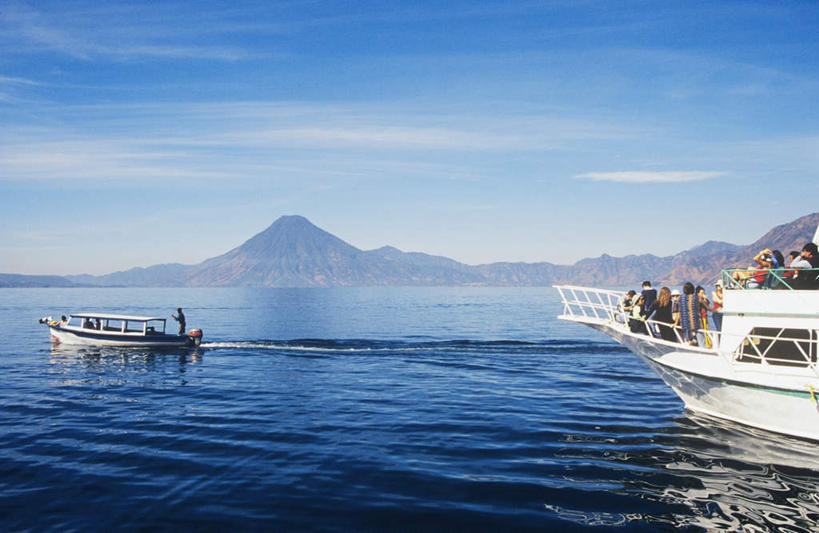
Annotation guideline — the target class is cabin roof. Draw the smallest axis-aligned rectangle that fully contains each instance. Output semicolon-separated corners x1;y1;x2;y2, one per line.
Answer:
70;313;167;322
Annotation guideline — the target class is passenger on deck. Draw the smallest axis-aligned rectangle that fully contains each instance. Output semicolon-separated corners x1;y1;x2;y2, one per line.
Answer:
671;289;681;324
791;243;819;289
641;281;657;313
747;249;774;289
676;282;699;345
622;290;636;310
647;287;675;342
777;251;802;288
772;250;785;269
696;286;717;348
60;315;68;325
711;281;723;331
629;295;648;334
617;290;637;323
790;246;813;269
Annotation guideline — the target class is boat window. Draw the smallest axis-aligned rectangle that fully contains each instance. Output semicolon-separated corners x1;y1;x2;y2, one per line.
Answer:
124;321;145;333
738;327;815;366
104;319;124;332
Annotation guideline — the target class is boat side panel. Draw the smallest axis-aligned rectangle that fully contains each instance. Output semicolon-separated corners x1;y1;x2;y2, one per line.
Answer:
50;327;190;347
641;355;819;441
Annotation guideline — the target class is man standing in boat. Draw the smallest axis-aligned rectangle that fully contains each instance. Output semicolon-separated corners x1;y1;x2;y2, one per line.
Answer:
172;308;186;335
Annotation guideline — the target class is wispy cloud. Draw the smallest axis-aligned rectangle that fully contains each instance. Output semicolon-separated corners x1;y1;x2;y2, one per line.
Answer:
0;100;644;181
574;171;727;183
0;2;250;61
0;75;41;86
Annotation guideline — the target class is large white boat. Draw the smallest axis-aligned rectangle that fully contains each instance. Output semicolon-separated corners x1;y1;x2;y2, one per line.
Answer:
41;313;203;347
555;266;819;441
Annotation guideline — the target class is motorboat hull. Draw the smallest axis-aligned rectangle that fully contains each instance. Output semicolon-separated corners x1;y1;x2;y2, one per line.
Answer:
573;318;819;441
49;325;199;347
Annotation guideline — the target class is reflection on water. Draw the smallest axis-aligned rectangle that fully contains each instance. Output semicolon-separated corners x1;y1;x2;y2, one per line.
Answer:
653;414;819;531
546;412;819;531
48;343;203;388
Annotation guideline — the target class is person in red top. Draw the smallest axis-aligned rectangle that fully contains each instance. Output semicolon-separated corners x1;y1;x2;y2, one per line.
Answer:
747;248;774;289
711;281;723;331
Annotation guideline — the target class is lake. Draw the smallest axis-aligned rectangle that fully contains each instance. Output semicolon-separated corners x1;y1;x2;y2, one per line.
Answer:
1;287;818;531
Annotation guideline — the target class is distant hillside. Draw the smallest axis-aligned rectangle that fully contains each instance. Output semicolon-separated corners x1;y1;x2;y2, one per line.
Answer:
659;213;819;285
6;212;818;288
68;263;193;287
0;273;78;288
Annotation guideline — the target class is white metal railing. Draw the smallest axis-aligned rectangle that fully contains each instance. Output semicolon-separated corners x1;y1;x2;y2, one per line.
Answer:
554;285;623;322
734;329;818;372
555;286;818;372
554;285;721;349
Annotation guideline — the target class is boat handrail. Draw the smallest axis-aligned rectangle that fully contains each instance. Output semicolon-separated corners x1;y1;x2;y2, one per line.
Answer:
554;285;819;373
553;285;624;322
556;285;725;352
721;268;819;291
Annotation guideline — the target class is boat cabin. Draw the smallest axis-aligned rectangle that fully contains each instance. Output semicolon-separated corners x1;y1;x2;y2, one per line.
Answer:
65;313;171;336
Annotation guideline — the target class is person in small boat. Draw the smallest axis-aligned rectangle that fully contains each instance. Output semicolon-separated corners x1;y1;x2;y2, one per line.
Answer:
646;287;675;341
60;315;68;325
171;307;186;335
83;318;94;329
676;282;699;345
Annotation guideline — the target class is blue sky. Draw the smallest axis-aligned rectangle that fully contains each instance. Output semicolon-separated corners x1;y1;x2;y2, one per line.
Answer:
1;0;817;275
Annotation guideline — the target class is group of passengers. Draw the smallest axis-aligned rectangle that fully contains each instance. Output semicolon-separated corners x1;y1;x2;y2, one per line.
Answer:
735;242;819;290
619;240;819;346
621;280;722;347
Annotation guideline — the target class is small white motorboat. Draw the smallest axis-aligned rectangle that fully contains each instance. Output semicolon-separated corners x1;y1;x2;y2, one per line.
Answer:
41;313;203;347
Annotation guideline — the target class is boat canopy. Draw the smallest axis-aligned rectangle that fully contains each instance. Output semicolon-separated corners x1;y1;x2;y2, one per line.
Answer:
70;313;166;322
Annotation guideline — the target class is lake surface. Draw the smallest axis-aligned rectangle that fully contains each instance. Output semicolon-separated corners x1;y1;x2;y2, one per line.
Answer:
2;287;818;532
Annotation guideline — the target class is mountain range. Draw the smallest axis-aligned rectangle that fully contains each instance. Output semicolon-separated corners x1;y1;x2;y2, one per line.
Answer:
3;212;818;288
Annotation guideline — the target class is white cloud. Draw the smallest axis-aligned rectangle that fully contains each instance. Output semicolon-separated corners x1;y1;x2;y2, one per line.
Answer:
0;75;40;86
573;170;727;183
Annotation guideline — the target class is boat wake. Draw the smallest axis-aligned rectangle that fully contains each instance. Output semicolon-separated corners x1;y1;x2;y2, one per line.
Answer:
197;338;626;355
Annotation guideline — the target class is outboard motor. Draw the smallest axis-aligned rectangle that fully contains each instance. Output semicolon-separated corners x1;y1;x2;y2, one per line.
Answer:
187;329;203;346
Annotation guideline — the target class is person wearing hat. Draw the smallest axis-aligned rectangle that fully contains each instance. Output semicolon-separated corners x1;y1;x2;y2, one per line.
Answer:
711;281;724;331
671;289;681;325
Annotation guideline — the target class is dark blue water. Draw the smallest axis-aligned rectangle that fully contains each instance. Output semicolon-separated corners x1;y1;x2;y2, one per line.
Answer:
2;288;818;532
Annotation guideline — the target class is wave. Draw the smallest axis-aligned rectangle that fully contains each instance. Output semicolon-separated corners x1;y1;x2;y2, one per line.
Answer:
198;338;623;354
